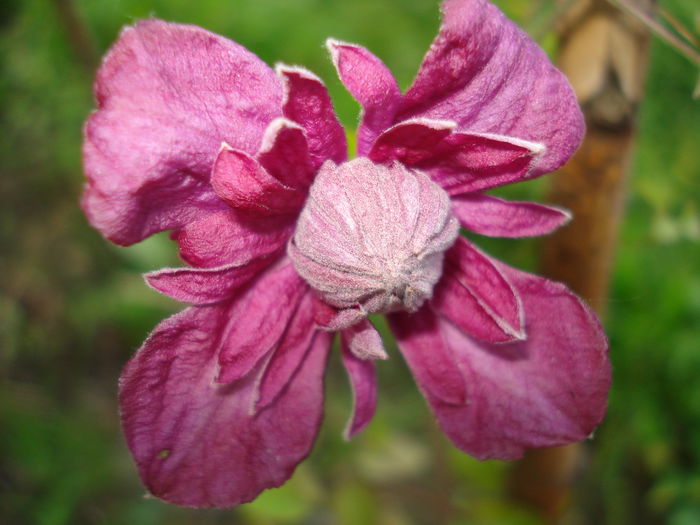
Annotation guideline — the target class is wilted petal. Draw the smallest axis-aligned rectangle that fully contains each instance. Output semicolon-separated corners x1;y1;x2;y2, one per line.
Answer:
211;145;305;216
216;259;307;383
431;237;525;343
397;0;584;176
371;123;545;194
388;309;467;405
418;267;610;460
452;194;571;237
256;118;317;191
254;294;330;412
340;335;378;439
83;19;282;244
145;257;276;305
173;210;294;269
277;65;347;166
119;304;328;507
327;39;402;155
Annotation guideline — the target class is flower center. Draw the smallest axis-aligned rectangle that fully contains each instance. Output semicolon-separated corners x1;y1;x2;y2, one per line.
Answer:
289;158;459;320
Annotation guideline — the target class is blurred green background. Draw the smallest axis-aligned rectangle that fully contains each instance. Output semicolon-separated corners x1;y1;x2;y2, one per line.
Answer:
1;0;699;524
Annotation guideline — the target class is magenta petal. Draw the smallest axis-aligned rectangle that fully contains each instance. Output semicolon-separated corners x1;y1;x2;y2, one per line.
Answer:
340;335;378;439
256;118;317;191
432;237;524;342
368;118;456;165
83;19;282;244
254;294;329;411
452;194;571;237
397;0;584;176
145;257;275;305
327;39;402;155
174;210;293;269
370;122;544;194
216;259;307;383
119;304;328;508
423;266;610;460
211;145;305;216
388;309;467;405
277;65;347;166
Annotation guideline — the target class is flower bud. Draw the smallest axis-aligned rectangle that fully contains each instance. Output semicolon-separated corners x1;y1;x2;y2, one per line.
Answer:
289;158;459;318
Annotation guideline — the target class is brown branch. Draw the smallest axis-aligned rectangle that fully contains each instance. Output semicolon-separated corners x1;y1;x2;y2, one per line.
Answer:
508;0;654;522
610;0;700;67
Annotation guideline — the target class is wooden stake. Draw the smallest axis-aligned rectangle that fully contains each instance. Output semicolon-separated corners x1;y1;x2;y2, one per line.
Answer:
508;0;653;521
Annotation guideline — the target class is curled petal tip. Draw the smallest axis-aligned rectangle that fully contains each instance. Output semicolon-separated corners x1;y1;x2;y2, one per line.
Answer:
275;62;322;82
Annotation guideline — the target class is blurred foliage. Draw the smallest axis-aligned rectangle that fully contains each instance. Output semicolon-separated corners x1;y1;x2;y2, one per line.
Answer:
1;0;699;524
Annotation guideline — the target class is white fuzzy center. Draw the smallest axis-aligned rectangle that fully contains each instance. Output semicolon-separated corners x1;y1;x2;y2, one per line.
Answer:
289;158;459;319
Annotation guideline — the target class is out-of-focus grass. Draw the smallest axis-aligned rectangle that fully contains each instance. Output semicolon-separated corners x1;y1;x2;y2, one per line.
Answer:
1;0;699;524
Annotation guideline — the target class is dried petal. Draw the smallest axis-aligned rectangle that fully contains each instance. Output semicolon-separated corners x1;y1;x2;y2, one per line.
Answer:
452;194;571;237
392;267;610;460
83;20;282;244
340;335;379;439
119;304;329;507
327;39;402;155
397;0;584;176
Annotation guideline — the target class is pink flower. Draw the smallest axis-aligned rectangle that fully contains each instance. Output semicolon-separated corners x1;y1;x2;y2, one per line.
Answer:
83;0;610;508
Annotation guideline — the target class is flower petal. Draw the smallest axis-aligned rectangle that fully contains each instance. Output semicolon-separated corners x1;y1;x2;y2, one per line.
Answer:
371;121;545;194
342;319;387;360
173;210;294;269
277;65;347;166
388;308;467;405
432;237;525;342
327;39;402;155
368;118;456;164
83;19;282;245
452;194;571;237
256;118;317;191
216;259;307;383
422;266;610;460
397;0;584;175
340;336;378;439
211;145;305;216
253;293;329;412
119;304;328;508
145;257;276;305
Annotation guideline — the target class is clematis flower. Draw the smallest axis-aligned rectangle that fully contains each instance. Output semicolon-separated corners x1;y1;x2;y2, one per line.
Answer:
82;0;611;508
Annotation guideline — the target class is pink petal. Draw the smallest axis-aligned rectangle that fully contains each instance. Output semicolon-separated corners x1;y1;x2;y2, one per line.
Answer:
277;65;347;166
388;309;467;406
216;259;308;383
173;210;294;269
145;257;276;305
397;0;584;176
327;39;402;155
422;266;610;460
368;118;456;165
432;237;524;342
370;121;545;194
340;336;378;439
256;118;317;191
342;319;387;360
211;145;305;216
83;19;282;245
452;194;571;237
119;304;329;508
253;294;329;412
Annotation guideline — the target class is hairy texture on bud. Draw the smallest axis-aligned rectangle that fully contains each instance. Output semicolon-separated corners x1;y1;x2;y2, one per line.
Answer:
289;158;459;316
